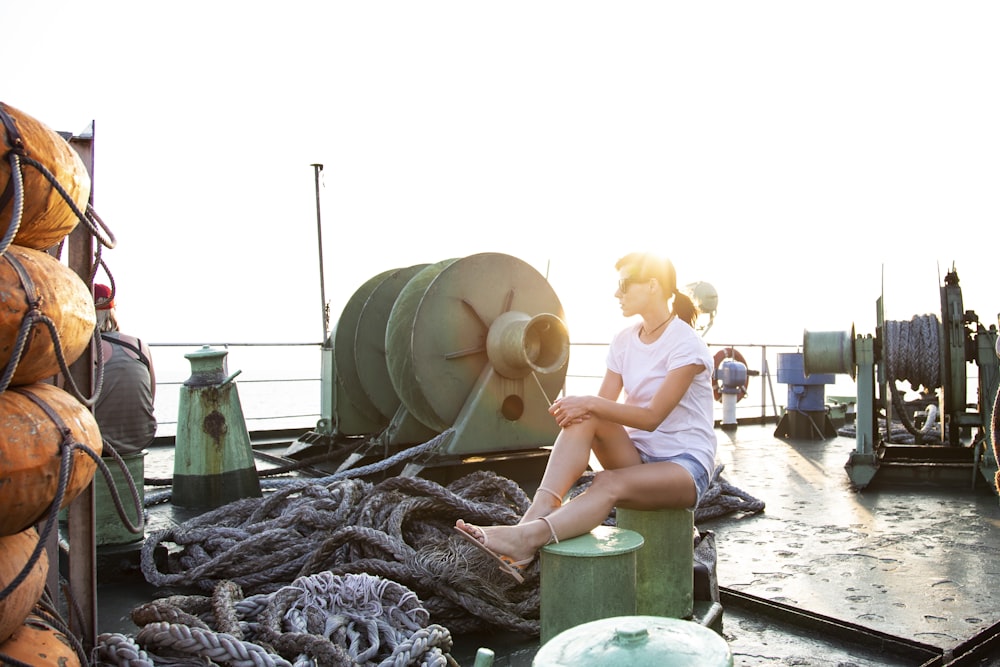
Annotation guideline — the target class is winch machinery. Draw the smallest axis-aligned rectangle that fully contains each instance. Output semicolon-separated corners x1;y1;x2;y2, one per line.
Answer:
803;265;1000;490
290;252;570;476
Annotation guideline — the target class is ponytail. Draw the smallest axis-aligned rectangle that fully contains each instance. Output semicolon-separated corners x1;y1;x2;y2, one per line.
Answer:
672;289;698;327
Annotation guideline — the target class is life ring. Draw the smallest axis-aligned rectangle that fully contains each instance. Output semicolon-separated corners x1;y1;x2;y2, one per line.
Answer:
713;347;748;402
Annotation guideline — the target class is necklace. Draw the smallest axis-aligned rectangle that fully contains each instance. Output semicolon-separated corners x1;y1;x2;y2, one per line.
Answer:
641;313;674;337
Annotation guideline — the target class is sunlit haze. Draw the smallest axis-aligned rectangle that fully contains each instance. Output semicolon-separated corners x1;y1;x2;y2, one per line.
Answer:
4;2;998;349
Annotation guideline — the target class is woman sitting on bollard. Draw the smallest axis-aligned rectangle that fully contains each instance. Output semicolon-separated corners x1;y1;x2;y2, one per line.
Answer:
455;252;717;582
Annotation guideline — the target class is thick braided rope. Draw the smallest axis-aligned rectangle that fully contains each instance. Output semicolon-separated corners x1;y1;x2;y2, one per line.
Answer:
112;573;458;666
140;470;539;636
135;622;294;667
93;633;154;667
884;314;941;391
376;625;454;667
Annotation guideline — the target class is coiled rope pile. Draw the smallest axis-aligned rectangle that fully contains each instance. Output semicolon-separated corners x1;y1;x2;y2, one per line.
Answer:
881;314;947;443
95;572;456;667
93;441;765;665
95;469;540;665
883;314;941;393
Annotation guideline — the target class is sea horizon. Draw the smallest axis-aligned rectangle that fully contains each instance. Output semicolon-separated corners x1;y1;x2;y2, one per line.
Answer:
143;335;865;441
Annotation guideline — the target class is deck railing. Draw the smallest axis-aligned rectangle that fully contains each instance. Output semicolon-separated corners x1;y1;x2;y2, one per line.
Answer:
146;340;852;439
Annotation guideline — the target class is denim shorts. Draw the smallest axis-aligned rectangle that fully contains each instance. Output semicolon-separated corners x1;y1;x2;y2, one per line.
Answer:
638;451;711;508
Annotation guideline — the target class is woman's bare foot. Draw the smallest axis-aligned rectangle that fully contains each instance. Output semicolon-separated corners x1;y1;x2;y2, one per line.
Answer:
455;519;541;565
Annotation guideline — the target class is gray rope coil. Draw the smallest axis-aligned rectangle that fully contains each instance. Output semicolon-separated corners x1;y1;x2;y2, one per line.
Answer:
882;314;946;443
139;470;537;638
134;621;294;667
96;572;456;667
93;633;154;667
695;465;766;521
110;464;753;665
883;314;941;391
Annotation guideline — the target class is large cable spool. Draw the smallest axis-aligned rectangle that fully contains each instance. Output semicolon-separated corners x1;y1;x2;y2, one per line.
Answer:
803;326;856;379
355;263;429;421
0;102;90;250
384;253;568;444
385;258;460;432
332;268;398;429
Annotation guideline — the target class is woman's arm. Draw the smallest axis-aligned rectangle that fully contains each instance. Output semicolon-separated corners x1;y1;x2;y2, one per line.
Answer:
551;363;703;431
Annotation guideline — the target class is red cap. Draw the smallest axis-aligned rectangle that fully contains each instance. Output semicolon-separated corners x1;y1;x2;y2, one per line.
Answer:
94;284;115;310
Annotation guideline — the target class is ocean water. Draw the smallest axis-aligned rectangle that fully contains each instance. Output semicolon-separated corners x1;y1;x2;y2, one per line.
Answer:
146;337;866;440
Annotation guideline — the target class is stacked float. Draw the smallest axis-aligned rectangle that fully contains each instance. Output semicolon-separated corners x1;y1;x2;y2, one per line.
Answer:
0;102;101;666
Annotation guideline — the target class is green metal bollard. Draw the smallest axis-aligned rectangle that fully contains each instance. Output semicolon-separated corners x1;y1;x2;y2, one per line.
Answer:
539;525;644;645
617;507;694;619
173;346;261;509
95;451;145;546
472;647;495;667
533;615;733;666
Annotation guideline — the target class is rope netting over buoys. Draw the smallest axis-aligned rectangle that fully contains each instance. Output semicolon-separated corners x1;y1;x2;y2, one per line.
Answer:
0;101;140;665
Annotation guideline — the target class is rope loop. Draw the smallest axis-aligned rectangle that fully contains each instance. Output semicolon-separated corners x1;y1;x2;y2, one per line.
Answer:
0;152;25;257
883;314;941;391
17;153;116;250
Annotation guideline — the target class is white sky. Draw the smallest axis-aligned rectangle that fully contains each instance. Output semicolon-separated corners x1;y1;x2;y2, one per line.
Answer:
4;2;999;348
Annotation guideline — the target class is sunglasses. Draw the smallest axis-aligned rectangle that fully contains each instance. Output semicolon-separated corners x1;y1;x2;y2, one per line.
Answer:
618;277;644;292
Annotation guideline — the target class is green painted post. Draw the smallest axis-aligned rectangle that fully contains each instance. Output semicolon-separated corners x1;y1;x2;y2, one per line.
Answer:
539;525;644;645
173;346;261;509
616;507;694;619
94;451;144;546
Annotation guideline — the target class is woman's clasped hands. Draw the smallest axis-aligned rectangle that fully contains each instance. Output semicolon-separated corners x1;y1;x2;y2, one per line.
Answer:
549;396;592;428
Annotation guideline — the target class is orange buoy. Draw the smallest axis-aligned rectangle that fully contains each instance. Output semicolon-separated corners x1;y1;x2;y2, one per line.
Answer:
0;528;47;644
0;383;102;536
0;101;90;250
0;612;82;667
0;244;95;386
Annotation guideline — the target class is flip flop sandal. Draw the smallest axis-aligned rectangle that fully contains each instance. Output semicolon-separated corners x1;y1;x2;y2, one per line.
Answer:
453;525;532;584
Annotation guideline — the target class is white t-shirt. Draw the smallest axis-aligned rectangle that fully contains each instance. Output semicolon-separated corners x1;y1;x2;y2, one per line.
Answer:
605;318;717;479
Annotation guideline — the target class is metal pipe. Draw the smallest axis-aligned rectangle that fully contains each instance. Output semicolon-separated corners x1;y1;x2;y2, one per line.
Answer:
311;163;328;342
67;123;98;653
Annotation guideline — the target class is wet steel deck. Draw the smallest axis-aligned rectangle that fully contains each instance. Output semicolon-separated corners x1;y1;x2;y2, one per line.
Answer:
90;423;1000;666
708;422;1000;666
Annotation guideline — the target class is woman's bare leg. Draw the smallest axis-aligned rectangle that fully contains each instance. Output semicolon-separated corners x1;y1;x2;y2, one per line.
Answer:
458;461;695;565
519;417;638;524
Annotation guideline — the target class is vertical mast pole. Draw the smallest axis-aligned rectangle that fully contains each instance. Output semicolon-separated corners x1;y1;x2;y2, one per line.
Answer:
311;163;328;342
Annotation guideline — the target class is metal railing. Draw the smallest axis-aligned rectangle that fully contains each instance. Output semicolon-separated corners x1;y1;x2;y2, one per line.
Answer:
147;340;836;439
